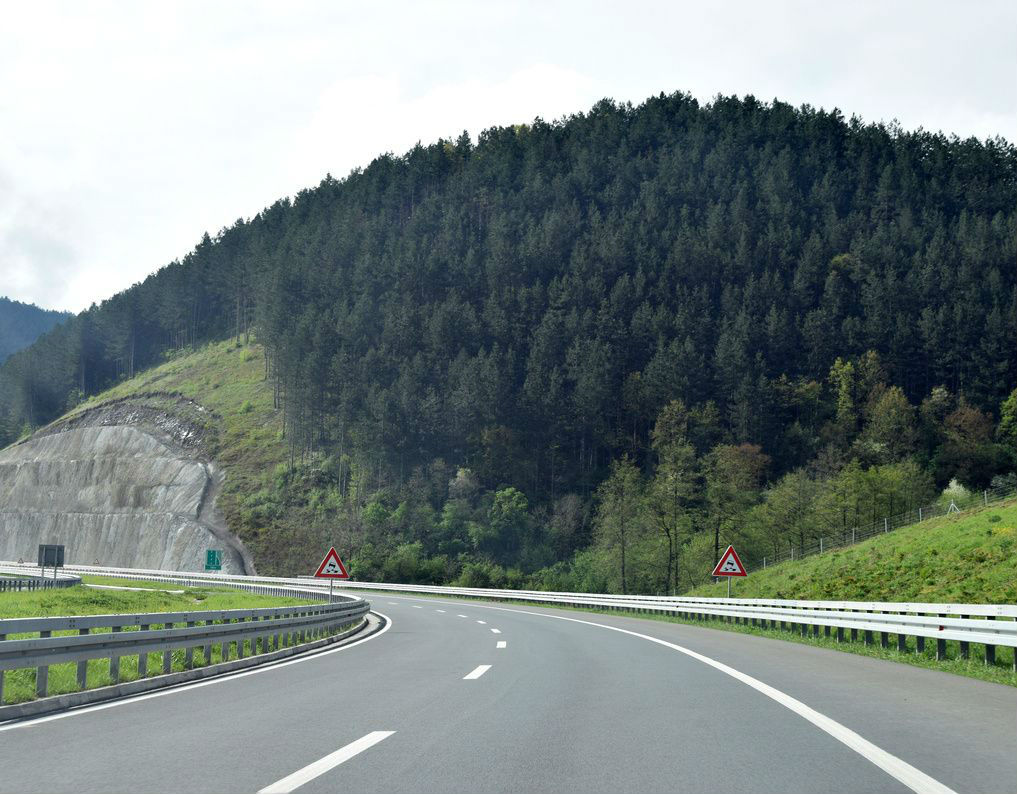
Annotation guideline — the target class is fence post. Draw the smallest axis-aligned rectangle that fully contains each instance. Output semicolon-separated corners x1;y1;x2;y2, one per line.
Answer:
820;538;824;554
984;490;988;506
763;557;766;569
884;517;888;533
919;507;923;521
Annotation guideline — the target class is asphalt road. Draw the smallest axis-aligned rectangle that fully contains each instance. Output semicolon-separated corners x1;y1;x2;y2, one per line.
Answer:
0;594;1014;793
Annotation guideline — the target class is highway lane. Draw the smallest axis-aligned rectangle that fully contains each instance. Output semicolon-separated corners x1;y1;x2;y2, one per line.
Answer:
0;594;1013;793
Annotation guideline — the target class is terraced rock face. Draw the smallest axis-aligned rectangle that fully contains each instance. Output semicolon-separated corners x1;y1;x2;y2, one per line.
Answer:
0;416;250;573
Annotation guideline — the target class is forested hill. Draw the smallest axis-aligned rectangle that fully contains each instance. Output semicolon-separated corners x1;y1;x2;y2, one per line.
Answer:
0;297;69;364
1;92;1015;588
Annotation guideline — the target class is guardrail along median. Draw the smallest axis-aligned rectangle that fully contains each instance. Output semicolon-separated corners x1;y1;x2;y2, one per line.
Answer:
2;561;1012;674
0;597;370;707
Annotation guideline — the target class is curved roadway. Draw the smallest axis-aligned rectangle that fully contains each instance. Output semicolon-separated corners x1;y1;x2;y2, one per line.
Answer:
0;593;1014;793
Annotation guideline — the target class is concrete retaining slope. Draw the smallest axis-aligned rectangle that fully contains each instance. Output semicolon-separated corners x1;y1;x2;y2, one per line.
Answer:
0;422;248;573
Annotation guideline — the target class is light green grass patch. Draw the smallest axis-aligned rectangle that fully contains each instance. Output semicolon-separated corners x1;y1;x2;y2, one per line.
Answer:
689;500;1017;604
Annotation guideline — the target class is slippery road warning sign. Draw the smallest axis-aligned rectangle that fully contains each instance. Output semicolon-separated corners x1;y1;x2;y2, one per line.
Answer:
712;545;747;577
314;547;350;579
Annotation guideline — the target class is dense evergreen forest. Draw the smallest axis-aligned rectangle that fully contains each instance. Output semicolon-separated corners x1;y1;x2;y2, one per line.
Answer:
2;92;1015;590
0;297;70;364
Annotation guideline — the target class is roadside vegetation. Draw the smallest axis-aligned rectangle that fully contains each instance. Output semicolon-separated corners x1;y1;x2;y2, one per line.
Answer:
690;500;1017;603
1;94;1012;591
0;577;310;620
0;579;321;705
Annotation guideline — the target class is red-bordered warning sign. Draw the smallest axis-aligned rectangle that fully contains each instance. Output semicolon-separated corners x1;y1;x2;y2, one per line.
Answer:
314;547;350;579
711;545;747;577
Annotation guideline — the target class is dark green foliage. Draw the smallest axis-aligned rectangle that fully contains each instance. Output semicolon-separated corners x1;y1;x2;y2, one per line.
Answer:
0;92;1014;589
0;297;70;362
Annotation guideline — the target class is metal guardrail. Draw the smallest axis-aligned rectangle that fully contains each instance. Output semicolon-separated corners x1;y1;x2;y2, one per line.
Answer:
0;572;81;592
2;561;1011;672
0;579;370;705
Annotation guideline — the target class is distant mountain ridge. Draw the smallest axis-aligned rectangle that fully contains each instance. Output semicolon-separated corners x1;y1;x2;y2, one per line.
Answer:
0;297;70;362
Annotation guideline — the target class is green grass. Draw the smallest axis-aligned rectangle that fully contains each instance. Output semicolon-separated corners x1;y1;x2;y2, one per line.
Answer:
0;579;329;705
688;500;1017;603
0;579;310;620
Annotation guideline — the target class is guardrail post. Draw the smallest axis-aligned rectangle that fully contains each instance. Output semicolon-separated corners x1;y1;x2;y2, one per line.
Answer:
37;630;51;698
985;616;996;665
185;622;195;668
960;615;970;659
916;635;925;654
864;630;873;646
204;621;213;664
836;627;844;643
139;625;150;676
897;632;907;653
163;622;173;673
76;628;89;688
110;625;121;683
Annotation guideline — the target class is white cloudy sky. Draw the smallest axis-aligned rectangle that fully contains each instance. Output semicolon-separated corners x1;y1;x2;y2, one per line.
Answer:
1;0;1015;313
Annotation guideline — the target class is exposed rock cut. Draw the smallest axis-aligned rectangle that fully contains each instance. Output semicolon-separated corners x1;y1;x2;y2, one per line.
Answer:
0;406;251;573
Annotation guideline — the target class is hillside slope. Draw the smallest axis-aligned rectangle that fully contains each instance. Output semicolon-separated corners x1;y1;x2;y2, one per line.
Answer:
0;296;69;363
58;339;317;574
689;500;1017;603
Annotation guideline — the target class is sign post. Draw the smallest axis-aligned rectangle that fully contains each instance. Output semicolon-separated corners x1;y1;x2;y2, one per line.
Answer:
711;544;747;598
205;549;223;572
38;544;65;581
313;547;350;602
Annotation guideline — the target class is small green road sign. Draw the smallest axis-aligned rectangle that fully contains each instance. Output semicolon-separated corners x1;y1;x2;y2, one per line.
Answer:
205;549;223;571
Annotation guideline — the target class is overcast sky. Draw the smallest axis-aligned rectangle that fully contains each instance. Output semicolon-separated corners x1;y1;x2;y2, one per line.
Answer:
2;0;1015;313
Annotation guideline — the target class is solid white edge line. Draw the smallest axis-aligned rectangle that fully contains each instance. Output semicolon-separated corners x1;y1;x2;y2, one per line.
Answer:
490;628;501;634
258;730;395;794
462;664;491;680
496;641;507;648
0;612;393;732
371;594;954;795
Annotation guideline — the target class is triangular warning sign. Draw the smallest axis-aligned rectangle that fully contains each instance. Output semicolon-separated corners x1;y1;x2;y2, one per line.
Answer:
314;547;350;579
711;545;747;577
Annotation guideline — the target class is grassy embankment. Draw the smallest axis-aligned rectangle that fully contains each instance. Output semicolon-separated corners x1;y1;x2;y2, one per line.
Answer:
62;338;322;574
609;501;1016;685
0;577;315;704
345;501;1017;686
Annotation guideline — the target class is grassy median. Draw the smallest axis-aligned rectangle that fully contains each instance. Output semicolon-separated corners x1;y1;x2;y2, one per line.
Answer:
0;578;321;705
